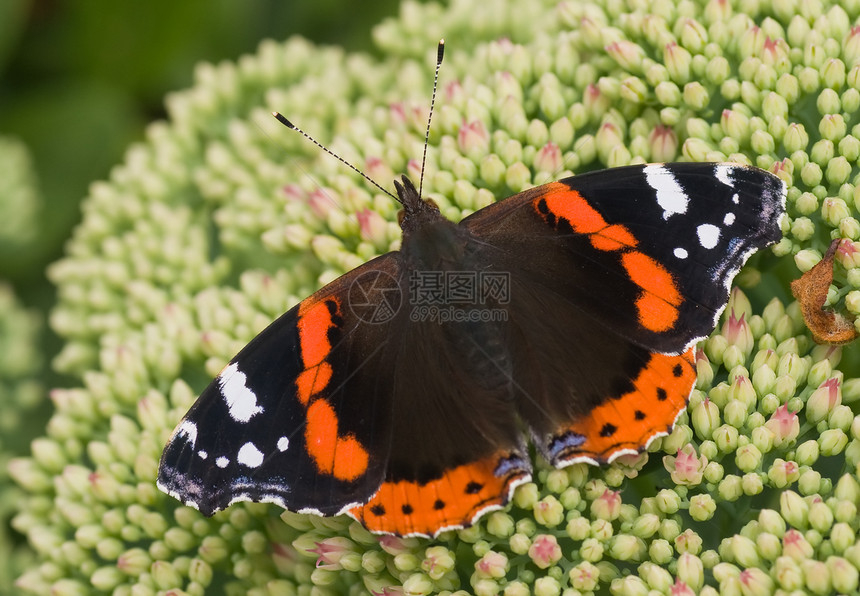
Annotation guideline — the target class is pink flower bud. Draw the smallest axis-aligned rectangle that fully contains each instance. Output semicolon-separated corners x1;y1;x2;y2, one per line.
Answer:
664;443;707;485
764;405;800;445
534;142;563;174
528;534;562;569
356;208;388;245
458;120;490;156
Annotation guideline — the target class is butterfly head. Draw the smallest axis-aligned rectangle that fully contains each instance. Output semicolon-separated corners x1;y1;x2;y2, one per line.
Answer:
395;175;443;233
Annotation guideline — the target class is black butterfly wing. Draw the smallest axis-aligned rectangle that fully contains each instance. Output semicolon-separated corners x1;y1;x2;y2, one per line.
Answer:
159;247;531;536
158;254;405;517
462;163;785;464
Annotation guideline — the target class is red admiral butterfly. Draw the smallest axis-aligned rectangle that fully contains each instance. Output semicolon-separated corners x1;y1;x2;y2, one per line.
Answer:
157;42;786;537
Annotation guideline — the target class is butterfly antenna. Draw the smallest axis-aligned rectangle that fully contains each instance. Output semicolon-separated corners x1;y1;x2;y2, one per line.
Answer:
418;39;444;199
272;112;400;203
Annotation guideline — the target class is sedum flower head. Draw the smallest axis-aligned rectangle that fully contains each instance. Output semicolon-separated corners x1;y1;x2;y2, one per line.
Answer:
9;0;860;593
0;136;41;254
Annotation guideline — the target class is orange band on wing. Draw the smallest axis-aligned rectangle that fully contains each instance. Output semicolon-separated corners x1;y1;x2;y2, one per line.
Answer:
297;300;337;366
551;348;695;465
620;251;681;332
305;399;369;482
535;185;683;334
296;297;369;481
296;362;333;405
350;453;530;537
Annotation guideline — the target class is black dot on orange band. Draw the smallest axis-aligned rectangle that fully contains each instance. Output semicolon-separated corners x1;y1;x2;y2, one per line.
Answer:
401;504;413;515
672;364;683;377
634;410;646;420
599;423;617;437
433;499;445;510
465;481;483;494
370;504;385;516
657;387;667;401
537;199;549;214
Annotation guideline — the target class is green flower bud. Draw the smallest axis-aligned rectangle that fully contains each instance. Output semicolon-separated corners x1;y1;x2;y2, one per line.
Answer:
509;532;532;555
799;469;823;496
649;538;673;564
691;398;720;439
590;519;615;540
783;123;810;154
714;424;740;454
741;472;764;496
630;513;660;539
655;489;681;514
829;522;856;554
610;575;649;596
729;534;761;568
828;555;860;593
655;81;682;106
774;555;804;590
751;426;775;453
811;138;836;165
819;428;849;456
683;82;709;110
737;567;774;596
833;498;858;524
790;216;815;241
674;528;702;555
564;517;589;541
827;156;852;186
608;534;646;561
689;494;717;521
780;491;810;528
659;518;681;542
822;58;847;89
579;537;603;563
712;561;741;583
802;559;832;594
809;500;834;534
838;135;860;162
533;495;565;527
668;554;700;591
834;473;860;502
402;572;434;595
735;444;763;472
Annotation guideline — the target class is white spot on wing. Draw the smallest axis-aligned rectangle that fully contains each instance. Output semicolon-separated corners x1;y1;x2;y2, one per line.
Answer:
644;164;688;219
697;224;721;249
237;442;264;468
724;212;735;226
216;456;229;468
197;450;208;460
277;437;290;452
715;164;734;187
674;247;688;259
176;420;198;447
218;362;264;422
732;193;739;204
